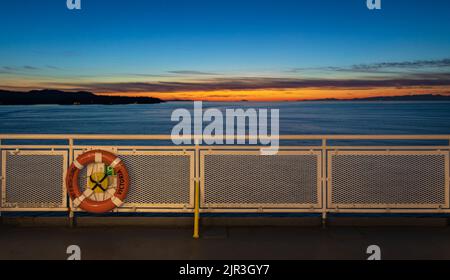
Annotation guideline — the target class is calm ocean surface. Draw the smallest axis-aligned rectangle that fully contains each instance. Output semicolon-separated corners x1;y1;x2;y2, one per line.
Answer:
1;101;450;135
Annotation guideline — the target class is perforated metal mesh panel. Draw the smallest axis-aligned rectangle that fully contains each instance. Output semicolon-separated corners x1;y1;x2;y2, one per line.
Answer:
201;151;321;209
2;150;67;208
75;150;194;209
329;151;449;208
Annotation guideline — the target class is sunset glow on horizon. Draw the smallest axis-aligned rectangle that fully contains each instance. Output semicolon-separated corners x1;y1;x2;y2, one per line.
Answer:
96;86;450;102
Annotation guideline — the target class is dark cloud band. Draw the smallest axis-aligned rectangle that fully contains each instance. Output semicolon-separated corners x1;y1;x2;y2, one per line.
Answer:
52;74;450;93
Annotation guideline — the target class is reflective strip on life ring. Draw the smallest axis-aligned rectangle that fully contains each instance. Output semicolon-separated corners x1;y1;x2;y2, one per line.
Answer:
66;149;129;213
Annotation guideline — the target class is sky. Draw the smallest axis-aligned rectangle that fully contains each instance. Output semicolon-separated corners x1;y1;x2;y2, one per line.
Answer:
1;0;450;101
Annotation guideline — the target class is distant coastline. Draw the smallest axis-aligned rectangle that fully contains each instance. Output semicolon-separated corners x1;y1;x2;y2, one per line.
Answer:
0;89;163;105
299;94;450;102
1;90;450;105
167;94;450;102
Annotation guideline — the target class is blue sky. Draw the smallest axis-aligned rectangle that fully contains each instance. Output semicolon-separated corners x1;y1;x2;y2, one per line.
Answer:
1;0;450;100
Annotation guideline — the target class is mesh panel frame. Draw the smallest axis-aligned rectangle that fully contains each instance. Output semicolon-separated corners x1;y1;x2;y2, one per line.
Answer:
200;150;322;210
1;150;68;210
73;149;194;210
328;150;450;209
1;144;449;214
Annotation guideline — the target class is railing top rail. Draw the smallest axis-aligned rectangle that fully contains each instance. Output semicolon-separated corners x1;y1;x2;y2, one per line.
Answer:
0;134;450;141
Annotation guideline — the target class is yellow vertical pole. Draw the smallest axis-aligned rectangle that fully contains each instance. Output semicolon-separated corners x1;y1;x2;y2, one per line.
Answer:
193;181;200;239
193;137;200;239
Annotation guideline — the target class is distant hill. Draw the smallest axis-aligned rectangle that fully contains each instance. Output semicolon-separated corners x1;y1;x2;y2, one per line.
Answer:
302;94;450;102
0;89;163;105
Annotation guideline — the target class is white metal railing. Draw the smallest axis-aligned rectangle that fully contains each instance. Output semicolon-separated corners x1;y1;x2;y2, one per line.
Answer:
0;134;449;217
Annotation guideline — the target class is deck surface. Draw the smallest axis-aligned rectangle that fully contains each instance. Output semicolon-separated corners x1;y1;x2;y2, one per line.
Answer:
1;225;450;260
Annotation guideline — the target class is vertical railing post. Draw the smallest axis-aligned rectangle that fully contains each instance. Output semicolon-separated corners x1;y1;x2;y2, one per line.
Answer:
193;136;200;239
68;138;75;228
321;138;327;228
447;137;450;220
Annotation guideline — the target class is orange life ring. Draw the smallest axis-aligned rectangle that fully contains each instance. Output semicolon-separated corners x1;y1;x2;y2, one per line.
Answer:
66;149;130;213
